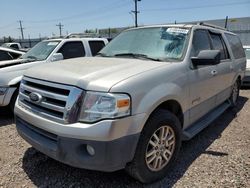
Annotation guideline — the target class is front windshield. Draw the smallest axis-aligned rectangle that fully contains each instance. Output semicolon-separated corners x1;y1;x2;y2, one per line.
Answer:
1;43;9;48
99;27;190;61
21;41;60;61
244;48;250;59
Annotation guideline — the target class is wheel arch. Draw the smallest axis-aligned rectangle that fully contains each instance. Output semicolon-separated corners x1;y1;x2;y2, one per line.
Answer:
146;99;184;128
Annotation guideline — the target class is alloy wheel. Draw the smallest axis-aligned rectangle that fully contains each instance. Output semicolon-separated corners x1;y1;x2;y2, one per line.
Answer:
145;125;176;171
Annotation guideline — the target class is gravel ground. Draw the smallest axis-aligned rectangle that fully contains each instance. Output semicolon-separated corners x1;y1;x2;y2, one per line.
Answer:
0;91;249;188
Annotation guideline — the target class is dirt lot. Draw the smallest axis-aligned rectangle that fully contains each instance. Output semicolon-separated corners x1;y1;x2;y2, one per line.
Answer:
0;91;249;188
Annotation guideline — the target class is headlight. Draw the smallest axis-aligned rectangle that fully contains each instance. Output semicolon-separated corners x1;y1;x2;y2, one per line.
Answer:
0;87;8;95
79;91;131;123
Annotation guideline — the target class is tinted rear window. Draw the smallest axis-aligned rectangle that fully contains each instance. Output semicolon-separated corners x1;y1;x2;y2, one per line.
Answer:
88;41;105;56
58;41;85;59
225;33;245;59
210;33;230;60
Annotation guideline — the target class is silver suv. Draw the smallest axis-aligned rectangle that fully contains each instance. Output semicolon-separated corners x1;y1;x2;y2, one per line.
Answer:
15;23;246;183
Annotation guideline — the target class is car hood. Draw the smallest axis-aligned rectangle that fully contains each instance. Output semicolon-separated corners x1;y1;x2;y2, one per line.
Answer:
0;59;29;69
25;57;170;91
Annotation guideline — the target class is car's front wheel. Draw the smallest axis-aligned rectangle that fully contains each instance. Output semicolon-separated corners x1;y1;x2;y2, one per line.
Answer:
125;109;181;183
9;88;19;113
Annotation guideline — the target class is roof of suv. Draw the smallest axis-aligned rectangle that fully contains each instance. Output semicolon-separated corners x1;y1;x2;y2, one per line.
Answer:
126;23;236;35
44;38;108;43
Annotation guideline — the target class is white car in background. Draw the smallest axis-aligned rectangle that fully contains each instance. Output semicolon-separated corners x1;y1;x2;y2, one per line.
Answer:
242;46;250;86
2;42;22;50
0;46;25;61
2;42;30;52
0;37;108;111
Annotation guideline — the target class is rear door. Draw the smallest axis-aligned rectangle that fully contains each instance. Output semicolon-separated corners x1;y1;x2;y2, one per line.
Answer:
208;31;233;105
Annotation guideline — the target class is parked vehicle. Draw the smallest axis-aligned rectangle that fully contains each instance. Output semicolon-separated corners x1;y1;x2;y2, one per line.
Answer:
0;47;25;61
242;46;250;86
15;23;246;183
1;42;29;52
0;37;108;111
2;42;22;50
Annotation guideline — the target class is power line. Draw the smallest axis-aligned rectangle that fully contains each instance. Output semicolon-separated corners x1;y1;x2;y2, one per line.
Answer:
141;1;250;12
0;22;16;29
18;20;25;39
26;0;128;24
56;22;64;37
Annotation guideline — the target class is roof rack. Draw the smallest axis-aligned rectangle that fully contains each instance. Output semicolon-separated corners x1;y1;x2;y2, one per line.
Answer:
197;22;227;31
65;33;100;39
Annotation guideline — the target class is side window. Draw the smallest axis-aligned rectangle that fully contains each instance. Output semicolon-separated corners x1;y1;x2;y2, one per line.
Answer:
225;33;245;59
192;29;211;57
0;50;13;61
209;33;229;60
10;44;19;50
10;52;21;59
58;42;85;59
88;41;105;56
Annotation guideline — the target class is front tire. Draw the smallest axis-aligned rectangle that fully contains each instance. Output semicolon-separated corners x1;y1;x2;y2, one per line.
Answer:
9;88;19;113
125;110;181;183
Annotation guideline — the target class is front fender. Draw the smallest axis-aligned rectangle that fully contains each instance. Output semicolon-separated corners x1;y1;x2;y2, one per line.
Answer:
134;82;186;116
130;82;187;133
8;76;22;86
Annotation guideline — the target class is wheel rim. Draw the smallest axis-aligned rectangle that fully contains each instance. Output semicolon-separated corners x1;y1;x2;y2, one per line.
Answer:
145;125;176;172
232;82;239;104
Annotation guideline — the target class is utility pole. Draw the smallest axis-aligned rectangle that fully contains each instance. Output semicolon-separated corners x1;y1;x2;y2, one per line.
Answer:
131;0;141;27
18;20;24;40
225;16;228;29
56;22;64;37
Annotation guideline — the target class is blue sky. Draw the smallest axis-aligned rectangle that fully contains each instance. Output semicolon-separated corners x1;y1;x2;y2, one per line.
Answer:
0;0;250;39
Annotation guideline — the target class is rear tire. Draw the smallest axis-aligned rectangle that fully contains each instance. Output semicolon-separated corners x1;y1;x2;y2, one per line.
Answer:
125;109;181;183
229;80;240;108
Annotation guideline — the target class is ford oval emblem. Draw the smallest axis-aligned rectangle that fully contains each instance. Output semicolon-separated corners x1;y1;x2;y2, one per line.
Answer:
29;92;42;103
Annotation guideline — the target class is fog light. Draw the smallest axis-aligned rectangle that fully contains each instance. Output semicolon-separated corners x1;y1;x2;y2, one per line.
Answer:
86;145;95;156
0;87;8;95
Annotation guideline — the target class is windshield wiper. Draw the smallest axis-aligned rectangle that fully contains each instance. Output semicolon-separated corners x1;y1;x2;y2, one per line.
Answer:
26;55;38;60
114;53;162;62
96;52;112;57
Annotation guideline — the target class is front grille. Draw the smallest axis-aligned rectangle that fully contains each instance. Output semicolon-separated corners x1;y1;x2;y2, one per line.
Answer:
19;76;85;124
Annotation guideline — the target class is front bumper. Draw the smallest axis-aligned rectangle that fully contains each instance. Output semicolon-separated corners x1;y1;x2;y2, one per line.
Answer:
0;87;16;106
15;101;146;141
16;117;140;171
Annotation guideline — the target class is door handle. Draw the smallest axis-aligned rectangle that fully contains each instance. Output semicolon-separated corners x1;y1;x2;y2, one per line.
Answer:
230;65;234;70
211;70;218;76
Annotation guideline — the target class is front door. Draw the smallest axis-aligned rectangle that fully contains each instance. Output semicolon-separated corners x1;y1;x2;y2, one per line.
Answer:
188;29;219;125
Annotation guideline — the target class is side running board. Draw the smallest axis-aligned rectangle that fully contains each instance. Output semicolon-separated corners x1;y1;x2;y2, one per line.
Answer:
182;101;231;140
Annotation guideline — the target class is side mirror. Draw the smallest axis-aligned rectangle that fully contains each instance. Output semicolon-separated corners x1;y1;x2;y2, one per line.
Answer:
191;50;220;67
51;53;63;62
